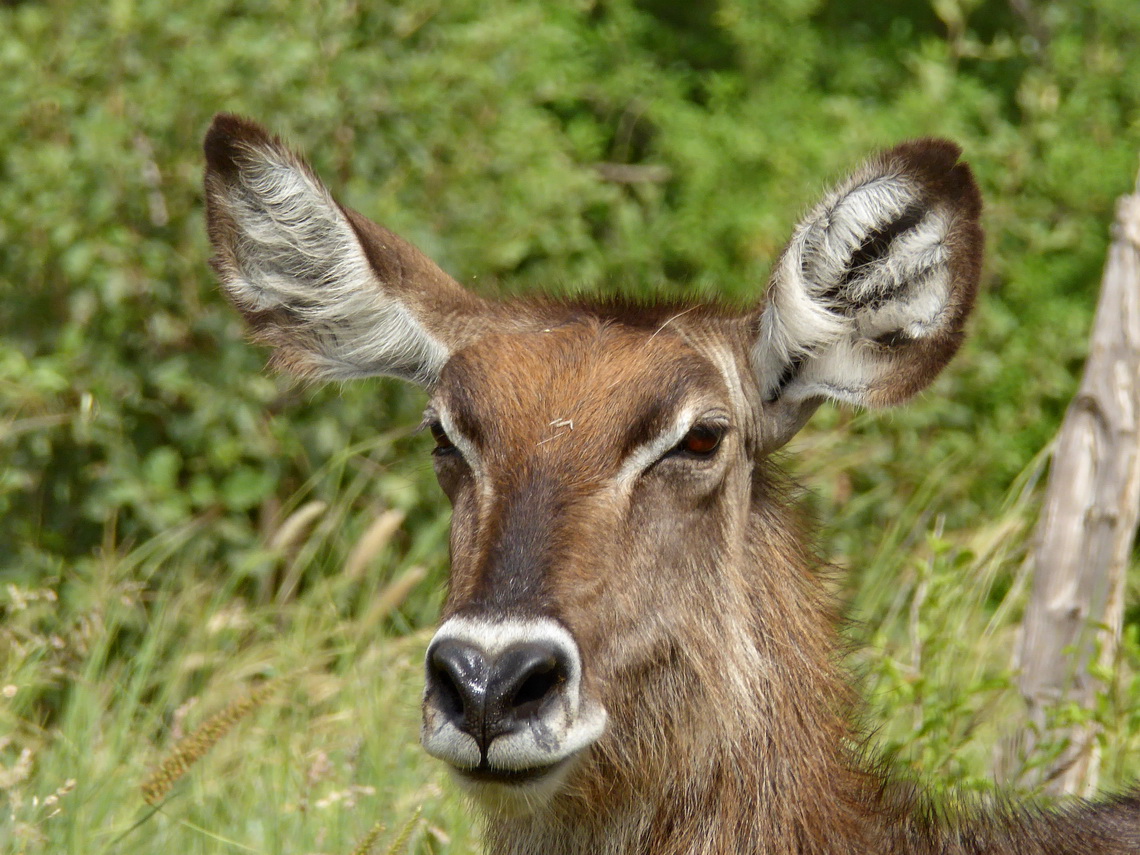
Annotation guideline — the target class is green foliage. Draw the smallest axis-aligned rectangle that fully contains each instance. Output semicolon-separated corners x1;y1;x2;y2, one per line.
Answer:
4;0;1140;581
3;0;1140;851
6;0;1140;579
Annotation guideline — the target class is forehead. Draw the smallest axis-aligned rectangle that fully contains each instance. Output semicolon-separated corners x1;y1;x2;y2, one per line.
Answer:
433;315;736;458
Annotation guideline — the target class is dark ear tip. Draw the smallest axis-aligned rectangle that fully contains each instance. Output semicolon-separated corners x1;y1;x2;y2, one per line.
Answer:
888;137;962;166
203;113;274;177
886;137;982;218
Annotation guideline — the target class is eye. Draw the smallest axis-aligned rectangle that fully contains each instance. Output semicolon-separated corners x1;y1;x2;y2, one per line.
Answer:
429;421;456;454
673;423;724;459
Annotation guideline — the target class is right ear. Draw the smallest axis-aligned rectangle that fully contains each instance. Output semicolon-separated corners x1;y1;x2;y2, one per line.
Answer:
749;139;983;449
204;113;485;386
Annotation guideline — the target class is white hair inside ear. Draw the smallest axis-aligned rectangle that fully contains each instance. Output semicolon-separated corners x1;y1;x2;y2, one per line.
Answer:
204;113;483;385
751;139;982;436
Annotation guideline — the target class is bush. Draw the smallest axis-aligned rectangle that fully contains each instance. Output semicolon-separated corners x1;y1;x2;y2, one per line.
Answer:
3;0;1140;850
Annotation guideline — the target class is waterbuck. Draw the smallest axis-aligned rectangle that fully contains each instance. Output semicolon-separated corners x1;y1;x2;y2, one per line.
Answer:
203;114;1140;854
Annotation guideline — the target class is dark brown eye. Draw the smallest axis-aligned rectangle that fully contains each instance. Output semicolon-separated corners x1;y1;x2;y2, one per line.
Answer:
429;421;455;453
676;424;723;458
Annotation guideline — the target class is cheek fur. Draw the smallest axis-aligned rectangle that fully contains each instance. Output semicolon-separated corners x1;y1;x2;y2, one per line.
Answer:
559;471;743;684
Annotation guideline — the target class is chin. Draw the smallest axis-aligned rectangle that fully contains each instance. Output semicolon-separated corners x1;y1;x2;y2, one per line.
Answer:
451;754;581;817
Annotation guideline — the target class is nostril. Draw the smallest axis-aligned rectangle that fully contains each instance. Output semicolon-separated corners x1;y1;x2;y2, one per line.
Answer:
489;644;570;724
430;659;466;718
427;640;489;728
511;661;562;712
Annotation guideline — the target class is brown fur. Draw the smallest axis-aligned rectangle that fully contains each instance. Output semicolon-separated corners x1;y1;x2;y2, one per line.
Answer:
431;312;1140;855
201;114;1140;854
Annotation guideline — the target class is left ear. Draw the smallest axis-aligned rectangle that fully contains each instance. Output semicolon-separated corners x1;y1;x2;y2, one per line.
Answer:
751;139;983;448
203;113;489;386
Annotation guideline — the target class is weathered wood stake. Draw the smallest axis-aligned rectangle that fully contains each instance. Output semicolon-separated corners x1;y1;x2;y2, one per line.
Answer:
1005;167;1140;796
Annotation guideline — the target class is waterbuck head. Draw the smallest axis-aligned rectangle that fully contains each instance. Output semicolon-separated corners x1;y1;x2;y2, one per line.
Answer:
203;114;982;827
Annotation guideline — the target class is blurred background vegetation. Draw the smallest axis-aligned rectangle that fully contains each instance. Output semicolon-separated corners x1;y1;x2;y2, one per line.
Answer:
3;0;1140;852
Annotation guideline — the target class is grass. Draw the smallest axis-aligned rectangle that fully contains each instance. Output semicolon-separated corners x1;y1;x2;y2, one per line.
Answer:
4;419;1140;854
1;432;473;853
4;0;1140;850
1;503;478;854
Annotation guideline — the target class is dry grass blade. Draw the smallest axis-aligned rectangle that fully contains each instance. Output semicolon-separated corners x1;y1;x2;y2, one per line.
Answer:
359;566;427;637
140;682;276;806
345;510;407;581
269;500;328;552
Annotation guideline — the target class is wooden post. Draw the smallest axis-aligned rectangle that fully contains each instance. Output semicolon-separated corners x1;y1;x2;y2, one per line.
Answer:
1002;170;1140;795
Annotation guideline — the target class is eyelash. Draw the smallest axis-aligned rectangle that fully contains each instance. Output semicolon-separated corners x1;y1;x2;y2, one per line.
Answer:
428;421;457;455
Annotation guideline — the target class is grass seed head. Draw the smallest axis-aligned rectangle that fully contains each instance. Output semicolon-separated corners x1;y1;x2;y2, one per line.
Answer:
384;806;422;855
141;681;276;806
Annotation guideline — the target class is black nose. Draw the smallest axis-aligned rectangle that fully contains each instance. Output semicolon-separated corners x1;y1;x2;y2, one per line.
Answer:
427;638;569;752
